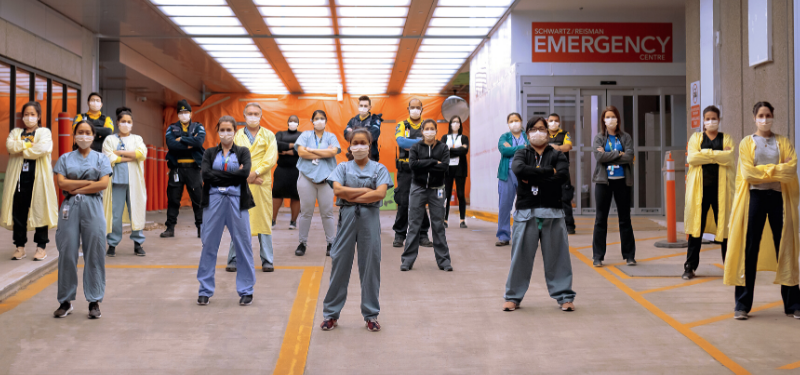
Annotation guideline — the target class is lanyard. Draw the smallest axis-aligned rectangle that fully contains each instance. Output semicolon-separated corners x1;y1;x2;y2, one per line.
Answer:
223;152;231;171
314;134;323;149
450;135;457;145
534;152;542;168
607;137;620;151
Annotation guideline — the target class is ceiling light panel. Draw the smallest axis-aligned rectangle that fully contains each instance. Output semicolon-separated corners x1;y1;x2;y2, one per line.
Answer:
339;27;403;36
259;7;331;17
426;27;490;36
171;17;241;26
421;38;482;45
279;44;337;52
152;0;226;4
201;44;259;51
343;64;393;70
342;52;395;59
269;27;334;35
340;39;399;45
432;7;506;18
275;38;335;45
255;0;328;4
342;58;395;64
286;57;339;64
159;6;234;16
337;7;408;17
428;18;498;27
193;37;254;44
265;18;333;27
208;51;262;58
437;0;513;5
413;58;465;64
417;45;473;52
338;18;406;27
336;0;410;5
340;45;397;52
181;27;247;35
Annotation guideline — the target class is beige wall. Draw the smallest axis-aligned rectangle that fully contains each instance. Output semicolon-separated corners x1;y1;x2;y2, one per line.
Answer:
0;18;81;84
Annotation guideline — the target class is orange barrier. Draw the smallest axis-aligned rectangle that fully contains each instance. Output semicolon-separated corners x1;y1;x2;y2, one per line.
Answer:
146;145;156;211
655;151;687;248
57;112;72;207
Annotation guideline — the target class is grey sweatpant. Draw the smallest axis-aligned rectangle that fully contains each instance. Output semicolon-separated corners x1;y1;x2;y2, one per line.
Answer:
297;174;336;245
323;205;381;320
504;210;576;305
401;182;451;268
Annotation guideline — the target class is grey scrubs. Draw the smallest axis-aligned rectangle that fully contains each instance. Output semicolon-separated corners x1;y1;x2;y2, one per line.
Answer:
322;161;393;321
401;182;451;268
53;150;112;304
504;208;576;305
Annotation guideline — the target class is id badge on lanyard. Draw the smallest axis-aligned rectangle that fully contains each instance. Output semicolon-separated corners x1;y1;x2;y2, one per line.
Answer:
22;161;29;172
174;172;179;182
531;186;539;196
313;135;322;165
62;205;70;220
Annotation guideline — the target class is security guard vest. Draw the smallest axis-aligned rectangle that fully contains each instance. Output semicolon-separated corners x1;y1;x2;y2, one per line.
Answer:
548;130;569;162
396;119;423;161
81;113;113;152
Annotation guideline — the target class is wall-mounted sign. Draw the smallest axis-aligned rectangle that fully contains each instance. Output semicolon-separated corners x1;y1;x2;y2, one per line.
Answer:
690;80;701;130
531;22;673;63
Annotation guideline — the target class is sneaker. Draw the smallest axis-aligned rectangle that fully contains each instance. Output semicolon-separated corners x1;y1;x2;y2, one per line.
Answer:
295;243;307;256
326;243;332;256
790;311;800;319
439;265;453;272
289;221;297;230
495;241;509;247
419;237;433;248
444;221;449;228
593;259;603;267
393;239;404;248
225;265;236;272
734;310;748;320
134;242;145;256
33;247;47;261
460;222;467;229
560;302;575;311
106;246;116;257
503;301;519;311
262;263;274;272
160;227;174;238
320;318;338;331
682;270;695;280
88;302;101;319
12;247;25;260
53;302;72;318
239;295;253;306
567;228;576;235
626;259;637;266
365;318;381;332
197;296;209;305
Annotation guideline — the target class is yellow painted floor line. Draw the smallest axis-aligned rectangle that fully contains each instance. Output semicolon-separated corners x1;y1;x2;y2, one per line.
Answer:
777;359;800;370
684;301;783;329
102;264;304;270
569;246;750;375
606;265;632;279
639;277;721;295
606;247;721;267
274;266;324;375
0;270;58;315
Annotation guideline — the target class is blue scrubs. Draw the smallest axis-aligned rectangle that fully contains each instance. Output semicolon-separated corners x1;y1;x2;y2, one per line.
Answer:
53;150;112;304
197;150;256;297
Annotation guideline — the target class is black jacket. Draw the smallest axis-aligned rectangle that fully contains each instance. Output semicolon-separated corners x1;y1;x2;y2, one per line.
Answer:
201;144;256;211
409;140;450;188
511;145;569;210
440;133;469;177
275;129;301;169
166;121;206;168
344;113;382;161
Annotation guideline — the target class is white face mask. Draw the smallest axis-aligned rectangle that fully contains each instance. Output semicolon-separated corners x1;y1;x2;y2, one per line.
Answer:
119;121;132;134
423;130;437;140
23;116;38;128
509;121;522;133
409;109;422;119
351;144;369;160
704;119;719;132
359;105;370;116
288;121;299;131
756;118;773;132
219;130;234;144
75;134;94;150
245;115;261;127
604;117;618;129
451;122;460;132
313;119;326;131
547;121;560;131
529;130;548;146
89;100;102;112
178;113;191;124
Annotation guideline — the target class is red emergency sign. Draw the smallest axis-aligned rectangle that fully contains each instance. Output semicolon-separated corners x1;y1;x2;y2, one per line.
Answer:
531;22;673;63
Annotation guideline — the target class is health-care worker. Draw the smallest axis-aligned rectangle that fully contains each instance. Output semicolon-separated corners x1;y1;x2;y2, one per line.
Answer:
683;106;734;280
226;102;278;273
496;113;528;246
344;95;382;161
2;101;58;261
162;99;206;239
441;115;469;229
294;110;341;257
724;101;800;320
102;107;147;257
591;106;636;267
273;115;302;229
196;116;256;307
503;117;575;312
546;113;576;234
72;92;114;152
53;120;113;319
401;119;453;272
320;128;393;333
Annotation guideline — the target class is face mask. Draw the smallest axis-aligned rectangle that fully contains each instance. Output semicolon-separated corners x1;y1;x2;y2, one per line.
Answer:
119;122;132;134
529;130;548;146
351;144;369;160
359;106;370;115
704;119;719;132
313;119;326;131
509;121;521;133
604;117;618;129
288;122;299;131
756;118;773;132
89;101;102;112
423;130;436;139
547;121;559;131
23;116;38;128
219;131;234;144
75;134;93;150
409;109;422;119
178;113;191;124
451;123;460;132
245;116;260;127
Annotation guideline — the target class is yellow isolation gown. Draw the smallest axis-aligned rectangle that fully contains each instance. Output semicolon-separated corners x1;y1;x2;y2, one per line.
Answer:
684;131;735;241
234;127;278;236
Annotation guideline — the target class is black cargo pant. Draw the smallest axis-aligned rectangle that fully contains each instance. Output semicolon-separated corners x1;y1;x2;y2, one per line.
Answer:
12;179;48;248
392;162;429;240
165;164;203;229
685;184;728;272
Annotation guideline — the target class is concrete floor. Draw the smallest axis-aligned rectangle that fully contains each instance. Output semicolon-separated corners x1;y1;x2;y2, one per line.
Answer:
0;208;798;374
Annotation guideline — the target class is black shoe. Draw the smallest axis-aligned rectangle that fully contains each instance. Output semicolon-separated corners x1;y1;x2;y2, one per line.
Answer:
682;270;695;280
444;221;449;228
197;296;209;305
53;302;72;318
295;243;306;256
225;265;236;272
419;237;433;247
239;295;253;306
88;302;101;319
400;264;411;271
263;263;274;272
289;221;297;230
439;265;453;272
272;220;277;227
626;259;637;266
593;259;603;267
134;242;145;256
326;243;332;256
197;227;201;238
460;222;467;229
106;246;116;257
393;239;404;248
567;228;576;235
160;227;174;238
495;241;510;246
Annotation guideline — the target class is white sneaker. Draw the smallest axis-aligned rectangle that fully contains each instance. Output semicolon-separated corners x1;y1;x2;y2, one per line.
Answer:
12;247;25;260
34;248;47;261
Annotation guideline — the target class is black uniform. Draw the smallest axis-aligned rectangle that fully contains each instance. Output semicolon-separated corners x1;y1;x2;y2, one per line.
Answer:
164;120;206;230
548;129;575;232
392;119;430;242
273;129;302;200
344;113;382;161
